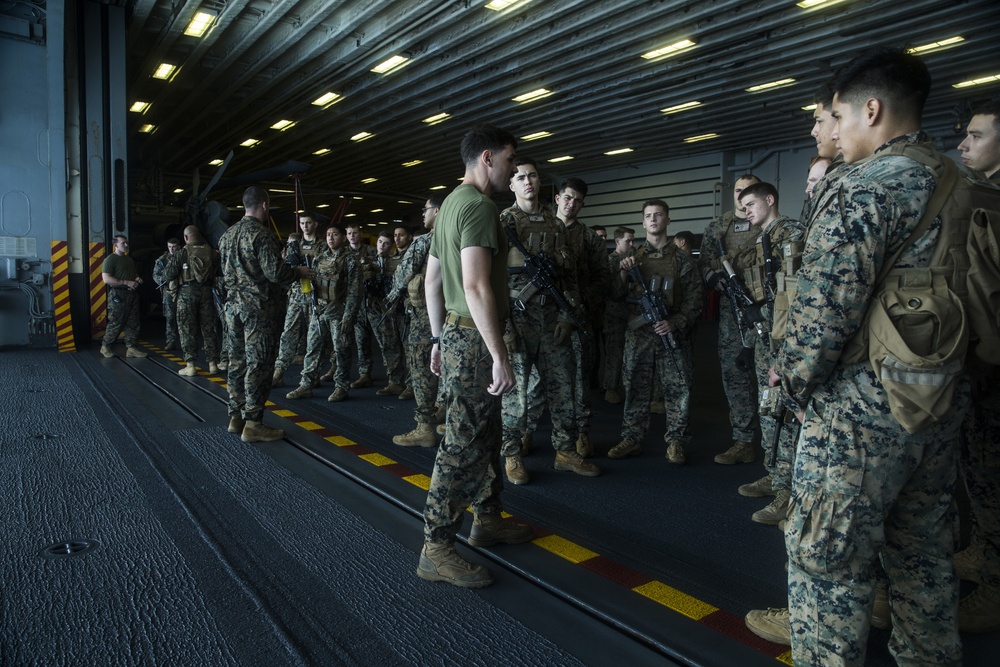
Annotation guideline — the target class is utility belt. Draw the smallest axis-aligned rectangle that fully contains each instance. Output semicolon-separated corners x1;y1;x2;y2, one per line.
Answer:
509;288;549;306
108;285;132;291
445;312;477;329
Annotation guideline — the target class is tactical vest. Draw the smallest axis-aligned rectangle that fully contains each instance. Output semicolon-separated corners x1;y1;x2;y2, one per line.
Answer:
386;248;405;276
632;244;681;308
182;244;215;284
733;217;804;302
300;237;323;261
505;209;567;272
718;211;758;265
315;251;350;303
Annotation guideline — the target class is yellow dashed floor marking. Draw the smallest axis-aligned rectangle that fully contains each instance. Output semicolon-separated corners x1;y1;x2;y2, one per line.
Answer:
296;421;323;431
325;435;356;446
633;581;719;620
360;453;395;466
403;474;431;490
532;535;599;563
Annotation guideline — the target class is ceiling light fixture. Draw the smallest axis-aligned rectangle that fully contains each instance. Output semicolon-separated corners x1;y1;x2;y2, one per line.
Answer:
797;0;848;9
312;92;341;107
953;73;1000;88
208;158;224;166
371;55;410;75
512;88;553;104
317;203;330;208
138;124;156;133
907;36;965;55
173;188;184;194
402;160;424;167
240;138;260;147
548;155;573;163
801;103;818;111
745;78;796;93
183;10;216;38
270;119;296;131
429;185;447;190
361;178;378;184
660;100;702;115
485;0;531;11
520;131;552;141
370;208;384;213
683;133;718;143
351;132;374;142
129;101;150;113
604;148;633;155
152;63;177;80
422;113;450;125
313;148;331;156
641;38;697;61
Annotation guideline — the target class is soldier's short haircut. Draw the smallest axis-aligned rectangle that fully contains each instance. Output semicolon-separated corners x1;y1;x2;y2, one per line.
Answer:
738;181;779;204
243;186;269;209
832;47;930;119
813;81;835;109
167;237;181;246
113;234;128;244
345;221;363;231
394;225;413;236
378;229;393;240
328;223;346;236
736;173;761;185
674;230;695;246
514;157;538;170
592;225;606;233
426;192;445;208
460;122;517;168
641;199;669;215
614;226;635;240
559;177;588;197
971;99;1000;134
298;211;316;222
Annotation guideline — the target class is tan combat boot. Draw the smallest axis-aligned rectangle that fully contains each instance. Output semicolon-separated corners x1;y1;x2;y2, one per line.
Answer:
608;439;641;459
576;433;595;458
227;415;246;434
604;388;622;404
554;451;601;477
714;439;755;465
650;400;666;414
954;542;987;583
178;362;198;376
392;423;437;448
350;373;373;388
752;489;790;525
126;346;148;358
209;361;220;374
468;514;534;547
665;441;686;464
328;387;348;402
431;404;446;423
217;360;228;370
959;583;1000;633
739;474;776;497
241;420;284;443
376;383;406;396
100;344;114;358
271;368;284;387
416;542;493;588
435;423;446;435
286;385;312;400
320;365;335;382
398;387;414;400
745;608;791;645
505;455;530;485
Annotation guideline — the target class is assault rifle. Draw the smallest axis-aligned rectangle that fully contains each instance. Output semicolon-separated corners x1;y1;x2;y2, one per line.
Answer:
625;265;683;377
761;231;778;301
717;239;758;372
376;290;405;327
504;224;591;337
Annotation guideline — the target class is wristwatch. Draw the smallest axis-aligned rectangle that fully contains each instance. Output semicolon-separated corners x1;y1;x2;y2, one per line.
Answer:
429;336;440;345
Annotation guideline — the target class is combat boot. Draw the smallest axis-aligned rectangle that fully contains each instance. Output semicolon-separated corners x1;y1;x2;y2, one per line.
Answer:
286;385;313;400
576;433;595;458
520;432;534;455
738;474;776;498
100;344;114;358
217;360;228;370
714;439;755;465
416;542;493;588
399;387;414;400
752;489;790;525
432;404;446;423
178;362;198;376
227;415;245;434
126;346;148;358
505;455;530;485
320;365;335;382
271;368;285;387
392;423;437;448
209;361;220;374
604;388;622;404
650;400;666;414
164;341;176;351
607;439;641;459
350;373;373;388
665;441;686;464
745;608;791;645
468;513;534;547
954;542;987;583
376;383;406;396
435;423;446;435
959;583;1000;633
871;581;891;630
554;450;601;477
328;387;348;402
241;420;284;443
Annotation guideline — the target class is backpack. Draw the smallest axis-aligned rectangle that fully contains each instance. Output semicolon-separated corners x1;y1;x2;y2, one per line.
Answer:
183;244;216;284
840;142;1000;433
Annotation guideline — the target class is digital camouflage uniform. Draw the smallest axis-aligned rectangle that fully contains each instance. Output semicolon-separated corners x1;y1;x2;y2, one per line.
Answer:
152;251;179;348
777;132;969;666
163;242;221;364
602;249;631;395
362;250;406;386
699;211;760;443
390;232;439;424
218;214;295;422
423;184;509;544
351;243;377;376
274;235;325;373
101;252;142;348
298;246;361;391
613;240;703;447
500;203;581;457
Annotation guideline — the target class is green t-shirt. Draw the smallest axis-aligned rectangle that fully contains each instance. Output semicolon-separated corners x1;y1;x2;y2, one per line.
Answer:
430;184;509;321
102;253;138;281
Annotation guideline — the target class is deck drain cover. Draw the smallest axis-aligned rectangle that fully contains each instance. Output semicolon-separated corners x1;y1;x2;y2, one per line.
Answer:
40;539;100;559
32;433;63;440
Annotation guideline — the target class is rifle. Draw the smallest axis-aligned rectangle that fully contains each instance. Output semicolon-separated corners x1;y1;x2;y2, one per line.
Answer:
376;290;405;327
504;224;591;337
304;256;319;316
625;265;683;378
211;287;225;322
717;239;758;372
761;231;778;301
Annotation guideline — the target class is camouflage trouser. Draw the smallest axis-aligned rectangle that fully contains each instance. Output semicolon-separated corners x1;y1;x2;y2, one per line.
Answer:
405;305;439;424
718;296;758;442
620;326;693;445
602;307;628;393
274;293;312;372
501;302;577;456
755;336;795;491
354;304;374;375
423;321;504;544
224;299;281;422
103;288;141;348
163;294;179;347
177;283;220;363
366;302;406;385
571;325;596;432
786;368;968;666
961;383;1000;587
299;300;350;391
525;366;543;433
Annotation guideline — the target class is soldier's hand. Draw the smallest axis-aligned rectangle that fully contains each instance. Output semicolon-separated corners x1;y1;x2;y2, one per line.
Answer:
619;256;636;272
553;321;574;345
429;346;442;377
653;319;673;336
705;271;725;291
488;356;515;396
294;265;314;279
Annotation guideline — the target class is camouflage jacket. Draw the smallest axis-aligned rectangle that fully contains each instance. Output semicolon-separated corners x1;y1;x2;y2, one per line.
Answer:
610;238;703;337
562;218;610;315
389;231;433;301
218;215;296;308
313;246;361;325
152;251;179;299
698;210;757;290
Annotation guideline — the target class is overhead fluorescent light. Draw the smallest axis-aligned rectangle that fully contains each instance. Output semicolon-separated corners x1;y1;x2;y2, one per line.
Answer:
240;138;260;147
660;100;702;115
745;78;796;93
313;148;331;156
402;160;424;167
209;158;224;166
271;189;293;194
429;185;447;190
801;103;818;111
641;38;696;61
152;63;177;80
422;113;450;125
370;208;384;213
547;155;573;163
520;131;552;141
486;0;531;11
270;119;296;131
317;203;330;208
129;101;150;113
173;188;184;194
907;36;964;55
138;124;156;133
953;73;1000;88
351;132;374;142
367;223;378;227
361;178;378;184
345;213;357;217
683;133;718;143
797;0;848;9
371;55;410;75
183;11;215;38
512;88;553;104
312;92;341;107
605;148;633;155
